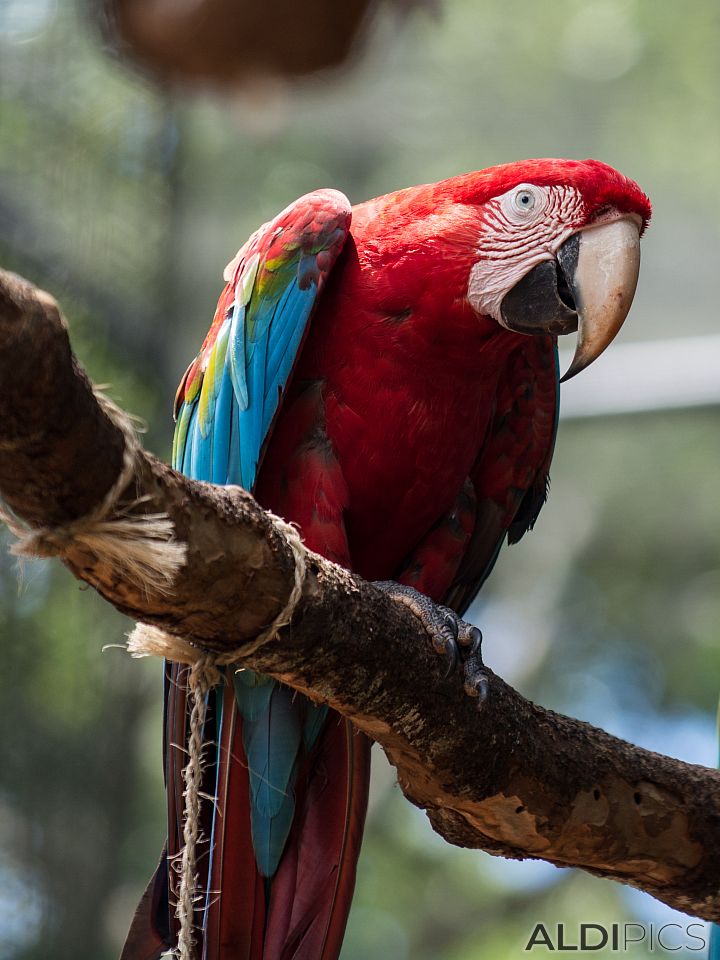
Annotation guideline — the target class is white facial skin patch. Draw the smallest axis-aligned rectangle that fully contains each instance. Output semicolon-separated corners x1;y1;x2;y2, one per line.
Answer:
467;184;585;321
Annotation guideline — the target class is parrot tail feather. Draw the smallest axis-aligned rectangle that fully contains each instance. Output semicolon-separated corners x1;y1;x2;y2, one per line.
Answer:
124;679;370;960
203;678;266;960
119;846;171;960
263;716;371;960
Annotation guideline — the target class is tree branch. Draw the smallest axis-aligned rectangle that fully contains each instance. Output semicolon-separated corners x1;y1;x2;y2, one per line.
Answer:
1;267;718;920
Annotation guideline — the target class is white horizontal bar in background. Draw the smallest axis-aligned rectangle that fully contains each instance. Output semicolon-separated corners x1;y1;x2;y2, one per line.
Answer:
558;335;720;419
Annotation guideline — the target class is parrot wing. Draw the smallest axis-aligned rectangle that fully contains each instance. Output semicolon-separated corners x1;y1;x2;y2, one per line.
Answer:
172;188;352;489
444;335;560;616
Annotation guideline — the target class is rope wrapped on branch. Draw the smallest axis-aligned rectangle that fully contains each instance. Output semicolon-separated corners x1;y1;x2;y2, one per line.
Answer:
1;266;719;924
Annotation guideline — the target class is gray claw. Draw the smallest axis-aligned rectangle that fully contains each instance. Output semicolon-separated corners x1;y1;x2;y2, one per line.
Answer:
373;581;489;705
459;625;482;654
443;619;459;678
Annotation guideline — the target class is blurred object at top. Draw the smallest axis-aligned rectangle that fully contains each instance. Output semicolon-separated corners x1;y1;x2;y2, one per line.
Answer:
98;0;425;87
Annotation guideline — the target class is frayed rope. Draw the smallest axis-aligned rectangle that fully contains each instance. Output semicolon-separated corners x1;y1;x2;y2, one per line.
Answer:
0;389;187;593
127;513;307;960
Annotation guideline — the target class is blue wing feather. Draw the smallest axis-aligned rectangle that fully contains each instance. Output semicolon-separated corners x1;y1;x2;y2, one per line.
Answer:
228;300;250;411
190;406;210;479
239;313;272;489
262;279;301;390
262;282;317;436
211;370;234;485
227;397;242;487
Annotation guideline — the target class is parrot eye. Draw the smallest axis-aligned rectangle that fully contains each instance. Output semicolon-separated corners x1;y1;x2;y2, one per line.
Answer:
500;183;546;223
513;189;536;213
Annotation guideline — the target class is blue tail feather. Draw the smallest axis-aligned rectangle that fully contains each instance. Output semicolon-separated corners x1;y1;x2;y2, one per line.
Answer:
251;786;296;879
303;701;328;751
234;676;316;879
244;686;302;819
233;669;274;723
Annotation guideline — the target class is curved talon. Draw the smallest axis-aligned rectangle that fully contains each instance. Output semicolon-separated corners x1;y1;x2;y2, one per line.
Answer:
440;613;459;677
443;611;459;644
443;635;459;679
433;612;458;660
462;626;483;656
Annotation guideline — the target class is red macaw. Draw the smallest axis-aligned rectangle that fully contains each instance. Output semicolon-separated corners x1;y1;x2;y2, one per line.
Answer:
123;158;650;960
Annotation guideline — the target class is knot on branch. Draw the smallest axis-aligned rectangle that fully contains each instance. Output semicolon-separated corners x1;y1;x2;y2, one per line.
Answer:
0;389;187;592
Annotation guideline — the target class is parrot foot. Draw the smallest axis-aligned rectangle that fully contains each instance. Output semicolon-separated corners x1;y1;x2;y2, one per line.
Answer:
373;582;489;708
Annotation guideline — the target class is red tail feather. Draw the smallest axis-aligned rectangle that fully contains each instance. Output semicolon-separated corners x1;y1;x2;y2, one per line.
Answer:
204;681;266;960
316;724;371;960
264;716;371;960
119;845;171;960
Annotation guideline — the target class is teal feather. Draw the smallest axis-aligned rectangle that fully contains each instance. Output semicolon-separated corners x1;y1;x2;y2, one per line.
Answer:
244;686;302;819
262;281;295;366
227;398;242;487
199;316;231;440
238;318;271;489
211;370;234;485
190;402;211;480
251;782;296;879
262;283;316;437
302;701;328;752
263;280;312;384
182;421;193;475
711;922;720;957
241;684;305;878
228;299;249;410
172;401;194;472
249;296;279;346
233;670;275;723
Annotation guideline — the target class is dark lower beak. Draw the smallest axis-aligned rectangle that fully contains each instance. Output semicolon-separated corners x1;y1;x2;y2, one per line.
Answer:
499;218;641;381
499;254;579;338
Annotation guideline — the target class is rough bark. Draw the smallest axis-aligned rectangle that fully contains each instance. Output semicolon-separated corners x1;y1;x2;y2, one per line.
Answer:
1;267;719;920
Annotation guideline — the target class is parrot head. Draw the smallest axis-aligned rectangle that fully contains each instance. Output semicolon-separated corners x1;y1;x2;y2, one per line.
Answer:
454;158;651;380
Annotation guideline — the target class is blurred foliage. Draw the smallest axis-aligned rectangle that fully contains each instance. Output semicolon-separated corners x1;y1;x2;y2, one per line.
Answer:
0;0;718;958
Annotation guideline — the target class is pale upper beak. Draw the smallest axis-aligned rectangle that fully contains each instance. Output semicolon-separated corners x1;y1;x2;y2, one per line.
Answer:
499;216;642;381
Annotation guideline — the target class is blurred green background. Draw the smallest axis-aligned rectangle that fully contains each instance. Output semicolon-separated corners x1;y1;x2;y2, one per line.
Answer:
1;1;719;958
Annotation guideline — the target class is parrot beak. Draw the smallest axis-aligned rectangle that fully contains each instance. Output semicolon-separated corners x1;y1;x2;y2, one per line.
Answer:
499;216;642;381
558;216;641;381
